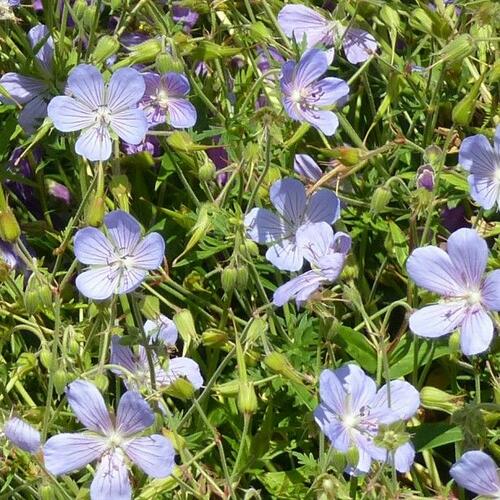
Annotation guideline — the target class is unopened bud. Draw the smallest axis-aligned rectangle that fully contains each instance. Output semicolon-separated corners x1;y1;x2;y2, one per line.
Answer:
235;265;248;289
39;484;57;500
73;0;87;20
140;295;160;321
201;328;228;347
0;209;21;242
449;330;461;358
214;379;240;396
239;239;259;257
221;266;238;292
380;5;400;32
421;386;463;414
238;382;258;415
337;146;361;166
198;160;216;181
424;145;442;165
24;275;52;315
93;373;109;392
110;175;131;212
173;309;198;346
156;55;184;74
85;195;105;227
167;131;199;152
53;368;68;395
416;164;435;191
39;347;53;370
441;34;474;65
130;39;162;63
92;35;120;64
46;180;71;204
489;60;500;83
83;4;98;28
370;186;391;214
264;352;302;383
165;377;195;400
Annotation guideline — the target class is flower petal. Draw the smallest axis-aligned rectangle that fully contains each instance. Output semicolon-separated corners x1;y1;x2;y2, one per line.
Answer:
294;154;322;182
110;336;138;374
409;302;466;338
343;28;378;64
294;49;329;89
406;246;464;296
110;108;148;145
28;24;54;73
318;368;346;415
104;211;142;254
468;173;500;210
339;364;376;414
76;266;120;300
296;222;334;262
459;133;495;174
244;208;288;244
304;109;339;136
392;442;415;473
74;227;115;265
266;239;303;271
130;232;165;270
4;417;41;452
314;406;351;452
67;64;105;109
459;306;494;356
272;270;323;306
450;450;500;497
312;77;349;106
47;95;94;132
75;125;112;161
123;435;175;478
0;73;46;105
163;357;204;389
481;269;500;310
90;450;131;500
44;433;107;475
446;228;488;287
371;380;420;424
66;380;113;434
107;67;145;111
161;72;190;97
278;5;331;48
144;314;178;345
167;98;197;128
116;391;154;436
19;95;47;134
269;178;307;225
305;189;340;225
115;268;147;295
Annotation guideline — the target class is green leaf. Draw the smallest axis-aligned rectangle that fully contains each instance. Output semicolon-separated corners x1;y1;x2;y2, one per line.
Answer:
388;220;409;268
413;422;463;451
335;326;377;374
441;172;469;192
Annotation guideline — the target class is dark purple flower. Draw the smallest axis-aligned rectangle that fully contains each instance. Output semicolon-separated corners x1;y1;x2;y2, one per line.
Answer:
172;3;199;32
407;228;500;355
122;136;161;156
416;164;434;191
0;240;23;270
280;49;349;136
46;180;71;204
315;364;420;475
294;154;322;182
141;72;197;129
0;25;54;133
43;380;175;499
3;417;41;453
441;205;470;232
207;141;230;186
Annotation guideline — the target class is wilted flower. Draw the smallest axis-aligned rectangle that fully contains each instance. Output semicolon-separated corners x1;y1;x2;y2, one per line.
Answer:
110;336;203;392
122;135;161;156
144;314;178;345
294;154;323;182
0;24;54;133
273;222;350;307
244;178;340;271
450;450;500;498
407;228;500;355
278;5;378;64
43;380;175;500
3;417;41;453
0;0;19;21
416;164;434;191
46;180;71;205
459;125;500;210
140;72;197;128
280;49;349;135
73;210;165;300
315;364;420;475
47;64;148;161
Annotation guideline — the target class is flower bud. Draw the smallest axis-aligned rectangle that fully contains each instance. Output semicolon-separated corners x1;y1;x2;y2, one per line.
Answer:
452;75;483;126
39;484;57;500
201;328;228;347
264;352;302;383
156;53;184;74
110;175;131;212
237;382;258;415
93;373;109;392
110;0;122;10
173;309;198;347
420;386;463;414
449;330;461;358
73;0;87;20
39;347;53;370
198;160;216;182
53;368;69;395
165;377;195;400
441;34;474;65
214;379;240;396
46;180;71;204
235;265;248;290
166;131;199;152
489;60;500;83
92;35;120;64
416;164;435;191
221;265;238;292
0;209;21;242
83;4;98;28
85;195;105;227
370;186;391;214
140;295;160;321
337;146;361;166
424;145;442;166
329;450;347;472
239;239;259;257
191;41;240;61
380;5;400;32
24;274;52;315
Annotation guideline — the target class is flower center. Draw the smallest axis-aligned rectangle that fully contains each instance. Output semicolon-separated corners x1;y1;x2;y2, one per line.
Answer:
94;105;112;126
342;413;359;429
291;88;303;103
466;289;482;305
494;167;500;183
156;89;170;108
106;431;123;449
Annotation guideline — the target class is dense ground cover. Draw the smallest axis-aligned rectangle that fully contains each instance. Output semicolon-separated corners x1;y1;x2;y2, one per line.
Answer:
0;0;499;498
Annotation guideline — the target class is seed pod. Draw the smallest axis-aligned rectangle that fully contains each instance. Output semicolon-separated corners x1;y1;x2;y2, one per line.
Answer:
337;146;361;166
421;386;463;414
449;331;461;358
370;186;391;214
239;239;259;257
424;144;442;165
39;347;53;370
156;53;184;74
0;209;21;242
214;379;240;396
110;175;131;212
264;352;302;383
452;75;484;126
221;266;238;292
235;265;248;290
173;309;198;348
130;39;163;64
165;378;195;400
24;274;52;315
140;295;160;321
237;381;258;415
83;4;98;29
53;368;68;395
73;0;87;20
441;34;474;65
92;35;120;64
198;160;216;182
85;195;105;227
380;5;400;32
201;328;228;347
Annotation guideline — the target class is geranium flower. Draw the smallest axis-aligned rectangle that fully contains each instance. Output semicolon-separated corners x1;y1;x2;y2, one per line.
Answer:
273;222;350;307
3;417;41;453
244;178;340;271
407;228;500;355
0;24;54;133
47;64;148;161
140;72;197;128
73;210;165;301
450;451;500;498
144;314;178;345
280;49;349;135
43;380;175;500
294;154;323;182
315;364;420;475
459;125;500;210
278;4;378;64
